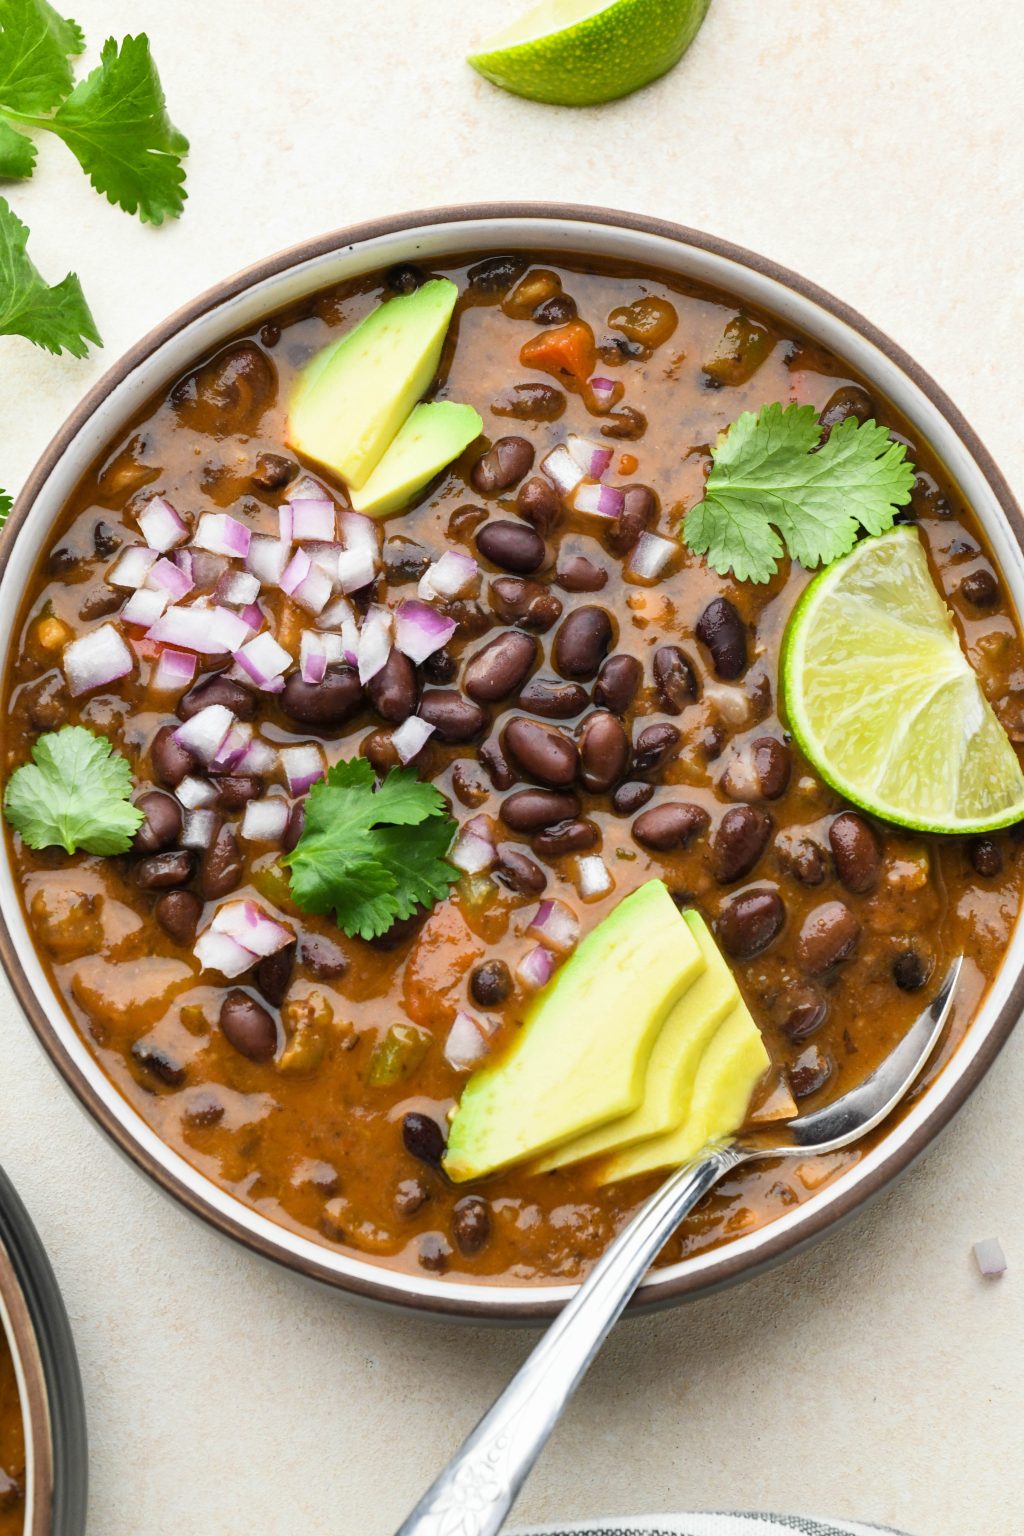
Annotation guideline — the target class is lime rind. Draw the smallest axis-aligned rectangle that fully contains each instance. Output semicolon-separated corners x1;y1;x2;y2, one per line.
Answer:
782;526;1024;834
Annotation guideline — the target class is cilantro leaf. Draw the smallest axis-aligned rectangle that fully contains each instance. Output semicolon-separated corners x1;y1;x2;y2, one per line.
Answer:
3;725;144;854
683;401;916;583
45;34;188;224
0;118;36;178
0;488;11;524
0;0;83;117
0;194;100;354
283;758;458;941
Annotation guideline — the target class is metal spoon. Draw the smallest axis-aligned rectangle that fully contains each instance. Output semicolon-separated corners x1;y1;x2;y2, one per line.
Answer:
395;955;962;1536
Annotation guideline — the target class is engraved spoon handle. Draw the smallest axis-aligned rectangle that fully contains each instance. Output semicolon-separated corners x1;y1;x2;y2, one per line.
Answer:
394;1145;743;1536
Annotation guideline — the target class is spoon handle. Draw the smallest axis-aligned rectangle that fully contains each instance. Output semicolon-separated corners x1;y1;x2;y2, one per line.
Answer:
394;1143;744;1536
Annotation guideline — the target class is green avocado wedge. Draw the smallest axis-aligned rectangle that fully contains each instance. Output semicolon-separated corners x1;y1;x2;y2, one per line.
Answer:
349;401;482;517
443;881;704;1183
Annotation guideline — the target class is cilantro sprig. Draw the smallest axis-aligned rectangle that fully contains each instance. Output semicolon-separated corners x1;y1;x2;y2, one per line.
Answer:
284;759;458;941
0;194;99;354
3;725;144;854
683;401;917;583
0;488;10;523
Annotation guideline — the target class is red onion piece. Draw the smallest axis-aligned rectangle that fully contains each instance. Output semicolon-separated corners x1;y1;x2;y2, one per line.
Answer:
239;601;265;635
291;565;334;616
588;376;620;411
516;944;557;992
215;569;260;608
318;595;355;631
240;798;291;843
567;434;614;481
121;587;169;627
280;548;311;597
62;624;134;697
573;482;624;519
172;703;235;765
394;599;456;665
280;743;326;795
289;475;327;501
577;855;612;900
234;738;278;775
210;606;252;652
148;605;229;654
175;775;217;809
137;496;189;552
210;721;254;774
418;550;479;601
526;897;579;955
974;1238;1007;1277
300;632;328;685
246;534;290;588
181;808;218;850
146;557;194;602
336;546;377;595
627;531;676;584
391;716;435;765
107;545;159;589
193;929;256;979
193;512;252;559
450;821;496;874
357;605;393;684
288;498;336;542
233;631;291;687
444;1010;493;1072
340;511;381;562
211;898;293;957
152;647;197;694
542;444;585;496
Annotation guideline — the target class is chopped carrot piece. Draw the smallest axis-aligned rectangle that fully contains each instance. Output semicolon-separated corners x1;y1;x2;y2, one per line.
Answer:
520;320;597;388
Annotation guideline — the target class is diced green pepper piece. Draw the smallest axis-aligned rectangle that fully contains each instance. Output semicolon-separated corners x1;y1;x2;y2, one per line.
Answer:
702;315;773;386
367;1023;430;1086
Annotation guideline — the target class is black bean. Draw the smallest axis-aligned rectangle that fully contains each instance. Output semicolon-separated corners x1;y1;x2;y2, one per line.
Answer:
480;737;518;790
970;837;1004;878
200;823;244;900
422;646;457;684
600;406;647;441
177;673;257;722
452;1196;492;1255
282;665;364;728
216;775;262;811
93;520;123;557
367;649;418;723
632;721;681;774
131;1038;186;1088
448;504;488;542
502;717;578;787
489;576;562;631
368;909;428;951
594;654;642;715
494;847;547;896
653;646;697;713
155;889;202;946
394;1178;430;1217
387;262;426;293
696;597;747;679
534;294;577;325
492;382;566;422
467;255;526;294
781;996;828;1043
402;1111;446;1168
819;384;875;441
513;477;559;539
557;554;608;592
829;812;882;894
255;943;295;1008
477;520;546;574
417;1234;451;1273
24;675;69;732
605;485;656;556
418;690;487;743
47;545;79;577
716;889;786;958
78;589;123;621
251;452;293;490
150;724;195;789
612;780;655;816
751;737;791;800
182;1089;225;1128
132;790;183;853
471;960;512;1007
219;989;277;1062
383;536;431;584
136;850;194;890
960;568;999;608
893;949;929;991
518;675;588;719
554;605;613;680
713;806;773;882
471;437;535;495
532;818;599;857
301;933;348;979
789;1050;834;1100
463;631;538;703
796;900;860;974
578;711;630;792
777;834;828;886
632;802;709;851
283;801;305;853
500;789;580;832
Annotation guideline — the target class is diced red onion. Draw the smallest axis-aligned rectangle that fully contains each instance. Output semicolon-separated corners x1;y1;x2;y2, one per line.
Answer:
573;483;624;519
211;899;293;957
306;541;343;579
146;558;194;602
240;798;290;842
391;716;434;765
974;1238;1007;1277
152;647;197;693
567;434;613;481
588;376;619;410
215;569;260;608
121;587;169;627
516;944;557;992
280;744;325;795
299;630;343;685
418;550;479;601
137;496;189;552
527;898;579;955
210;606;251;652
278;503;293;545
193;512;251;559
289;475;326;501
233;631;291;687
246;534;290;587
291;564;334;616
280;549;311;596
357;605;393;684
239;601;264;635
193;929;255;979
181;808;218;849
336;546;377;595
340;511;380;562
172;703;235;765
450;816;496;874
148;605;228;654
394;599;456;665
627;531;676;584
107;545;159;589
288;498;336;542
235;738;278;775
186;548;229;590
318;595;355;630
63;624;134;697
444;1010;492;1072
176;775;217;809
211;722;254;773
172;548;194;580
577;855;612;900
542;444;585;496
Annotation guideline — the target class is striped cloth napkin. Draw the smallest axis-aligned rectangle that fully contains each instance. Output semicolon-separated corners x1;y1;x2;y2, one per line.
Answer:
513;1516;910;1536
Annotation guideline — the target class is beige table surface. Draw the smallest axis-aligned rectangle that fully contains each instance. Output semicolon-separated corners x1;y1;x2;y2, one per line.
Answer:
1;3;1023;1532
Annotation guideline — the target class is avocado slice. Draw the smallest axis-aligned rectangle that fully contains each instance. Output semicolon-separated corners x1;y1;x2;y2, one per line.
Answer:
532;910;738;1172
443;880;705;1183
598;996;770;1186
349;401;483;517
286;278;459;490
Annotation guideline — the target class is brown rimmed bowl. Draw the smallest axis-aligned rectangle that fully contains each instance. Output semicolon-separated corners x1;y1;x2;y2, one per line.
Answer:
2;204;1023;1322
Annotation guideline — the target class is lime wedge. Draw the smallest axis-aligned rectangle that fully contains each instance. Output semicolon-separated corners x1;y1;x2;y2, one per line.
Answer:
782;527;1024;834
467;0;711;107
